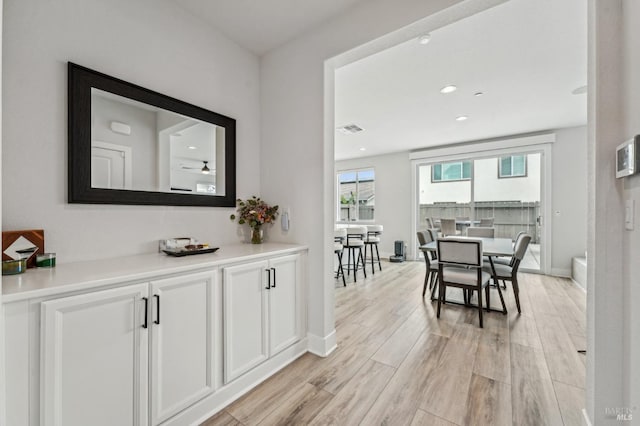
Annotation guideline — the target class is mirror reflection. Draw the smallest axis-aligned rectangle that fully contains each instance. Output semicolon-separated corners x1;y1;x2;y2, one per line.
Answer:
91;89;225;196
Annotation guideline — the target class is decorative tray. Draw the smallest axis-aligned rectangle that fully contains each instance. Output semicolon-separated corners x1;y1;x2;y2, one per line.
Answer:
162;247;219;257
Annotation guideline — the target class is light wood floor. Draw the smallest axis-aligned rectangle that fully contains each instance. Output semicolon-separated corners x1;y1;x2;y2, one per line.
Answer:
202;260;586;426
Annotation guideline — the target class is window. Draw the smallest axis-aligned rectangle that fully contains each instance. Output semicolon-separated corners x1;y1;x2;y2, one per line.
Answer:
338;169;375;221
499;155;527;178
432;161;471;182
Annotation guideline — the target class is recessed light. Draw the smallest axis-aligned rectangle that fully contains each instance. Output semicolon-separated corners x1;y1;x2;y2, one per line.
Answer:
418;34;431;45
572;85;587;95
474;91;484;97
440;85;457;94
359;147;366;151
188;146;197;150
456;115;468;121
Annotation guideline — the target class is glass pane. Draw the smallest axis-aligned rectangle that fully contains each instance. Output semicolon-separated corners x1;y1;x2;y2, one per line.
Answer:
474;153;541;272
442;163;462;180
357;169;374;220
339;171;356;183
500;157;512;176
433;164;442;181
462;161;471;179
417;163;471;238
513;155;526;175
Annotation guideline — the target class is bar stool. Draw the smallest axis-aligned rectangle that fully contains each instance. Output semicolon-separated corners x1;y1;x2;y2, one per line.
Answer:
343;226;367;282
334;228;347;286
364;225;383;274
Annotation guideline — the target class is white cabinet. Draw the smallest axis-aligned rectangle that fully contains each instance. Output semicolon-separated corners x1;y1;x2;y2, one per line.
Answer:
4;244;307;426
40;271;216;426
223;254;302;383
41;284;150;426
149;271;216;425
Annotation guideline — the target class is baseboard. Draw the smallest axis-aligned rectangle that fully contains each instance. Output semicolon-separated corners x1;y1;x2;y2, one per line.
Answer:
582;408;592;426
571;278;587;292
307;329;337;357
551;268;571;277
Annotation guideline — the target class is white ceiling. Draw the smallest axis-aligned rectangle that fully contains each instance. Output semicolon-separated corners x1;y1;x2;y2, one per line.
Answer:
168;0;587;162
170;0;370;55
335;0;587;160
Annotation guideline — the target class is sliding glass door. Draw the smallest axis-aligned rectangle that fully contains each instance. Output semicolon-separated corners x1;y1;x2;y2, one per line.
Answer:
416;151;543;273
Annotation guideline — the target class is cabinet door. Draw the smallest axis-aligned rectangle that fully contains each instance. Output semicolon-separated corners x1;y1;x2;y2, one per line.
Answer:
41;284;149;426
268;254;303;355
223;260;269;383
150;271;216;425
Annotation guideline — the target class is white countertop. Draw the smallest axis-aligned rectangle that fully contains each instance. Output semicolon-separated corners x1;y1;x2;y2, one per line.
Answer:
2;243;307;303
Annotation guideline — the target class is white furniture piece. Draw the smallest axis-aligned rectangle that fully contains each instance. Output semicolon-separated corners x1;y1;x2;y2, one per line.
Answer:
436;238;492;328
483;233;532;314
223;254;302;383
3;243;307;426
466;226;495;238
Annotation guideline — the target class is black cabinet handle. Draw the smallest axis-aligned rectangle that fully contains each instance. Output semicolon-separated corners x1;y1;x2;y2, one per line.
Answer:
271;268;277;288
154;294;160;325
142;297;148;329
265;269;271;289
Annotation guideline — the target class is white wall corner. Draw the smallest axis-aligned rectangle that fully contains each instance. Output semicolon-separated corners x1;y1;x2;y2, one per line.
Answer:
307;330;337;357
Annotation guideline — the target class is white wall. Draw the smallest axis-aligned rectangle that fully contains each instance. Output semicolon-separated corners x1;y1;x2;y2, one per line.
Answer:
2;0;261;263
551;126;588;276
417;154;542;204
621;0;640;418
336;152;412;258
418;164;471;204
260;0;474;352
474;154;541;202
586;0;626;423
0;1;5;423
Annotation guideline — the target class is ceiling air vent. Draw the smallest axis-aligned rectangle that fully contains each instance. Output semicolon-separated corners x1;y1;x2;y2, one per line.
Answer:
337;124;364;135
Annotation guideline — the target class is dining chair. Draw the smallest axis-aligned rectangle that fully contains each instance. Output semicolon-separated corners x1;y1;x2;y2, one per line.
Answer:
426;217;435;228
484;233;532;313
334;228;347;286
343;226;367;282
493;230;527;266
479;217;494;227
439;218;459;237
416;230;438;298
436;238;492;328
364;225;383;274
466;226;495;238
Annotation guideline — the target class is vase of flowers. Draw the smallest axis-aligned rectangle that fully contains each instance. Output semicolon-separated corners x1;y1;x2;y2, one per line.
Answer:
230;196;279;244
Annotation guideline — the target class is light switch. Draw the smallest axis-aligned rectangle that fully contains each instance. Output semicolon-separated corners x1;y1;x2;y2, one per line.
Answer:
625;199;635;230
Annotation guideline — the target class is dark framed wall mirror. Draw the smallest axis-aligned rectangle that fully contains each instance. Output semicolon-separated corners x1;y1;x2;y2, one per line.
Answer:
68;62;236;207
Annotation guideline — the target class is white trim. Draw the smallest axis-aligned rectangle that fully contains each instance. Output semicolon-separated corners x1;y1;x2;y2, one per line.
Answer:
571;278;588;293
307;330;337;357
582;408;592;426
409;133;556;162
411;141;553;275
551;268;572;277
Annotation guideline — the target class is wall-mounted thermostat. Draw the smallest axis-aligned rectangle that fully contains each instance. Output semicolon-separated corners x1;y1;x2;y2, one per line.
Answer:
616;135;640;178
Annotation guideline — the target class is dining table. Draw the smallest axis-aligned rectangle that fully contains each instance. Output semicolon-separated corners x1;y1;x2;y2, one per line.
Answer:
420;236;513;313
